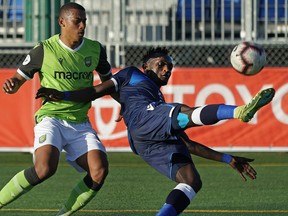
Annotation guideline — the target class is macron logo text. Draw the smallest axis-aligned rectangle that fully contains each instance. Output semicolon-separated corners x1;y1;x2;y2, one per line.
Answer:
54;71;93;80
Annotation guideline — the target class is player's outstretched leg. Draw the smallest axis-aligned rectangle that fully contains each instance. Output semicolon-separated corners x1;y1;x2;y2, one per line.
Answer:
234;88;275;122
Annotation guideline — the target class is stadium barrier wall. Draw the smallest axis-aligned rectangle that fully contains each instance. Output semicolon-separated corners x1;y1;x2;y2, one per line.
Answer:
0;68;287;152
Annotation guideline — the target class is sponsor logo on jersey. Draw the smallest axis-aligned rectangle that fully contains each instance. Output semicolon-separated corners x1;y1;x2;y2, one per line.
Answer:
146;103;155;111
54;71;93;80
85;56;92;67
58;57;64;65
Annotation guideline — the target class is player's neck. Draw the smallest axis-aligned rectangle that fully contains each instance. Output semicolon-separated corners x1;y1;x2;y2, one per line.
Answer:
59;34;83;50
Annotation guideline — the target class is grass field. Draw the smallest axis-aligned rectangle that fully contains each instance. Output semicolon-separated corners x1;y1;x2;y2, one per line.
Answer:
0;152;287;216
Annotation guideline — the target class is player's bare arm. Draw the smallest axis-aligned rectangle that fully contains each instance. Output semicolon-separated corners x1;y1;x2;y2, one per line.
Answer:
36;79;116;103
2;73;26;94
179;131;223;161
179;131;257;181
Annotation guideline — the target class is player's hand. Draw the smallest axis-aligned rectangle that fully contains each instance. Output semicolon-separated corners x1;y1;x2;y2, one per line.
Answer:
35;87;64;104
229;156;257;181
2;78;21;94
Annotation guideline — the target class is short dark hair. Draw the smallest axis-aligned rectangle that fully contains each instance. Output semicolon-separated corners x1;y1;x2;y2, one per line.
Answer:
142;47;170;64
60;2;85;16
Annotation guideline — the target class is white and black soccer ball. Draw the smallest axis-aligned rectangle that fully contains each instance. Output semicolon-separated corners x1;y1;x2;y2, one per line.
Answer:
230;41;267;76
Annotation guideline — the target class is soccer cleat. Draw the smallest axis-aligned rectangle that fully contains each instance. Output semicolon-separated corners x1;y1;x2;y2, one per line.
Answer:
234;88;275;122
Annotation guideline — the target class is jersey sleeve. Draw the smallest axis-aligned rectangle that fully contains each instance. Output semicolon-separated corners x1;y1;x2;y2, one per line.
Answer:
17;43;44;80
112;66;139;91
95;44;112;78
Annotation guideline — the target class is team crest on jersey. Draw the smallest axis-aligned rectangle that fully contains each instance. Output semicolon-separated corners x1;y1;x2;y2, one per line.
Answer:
84;56;92;67
22;55;31;66
39;134;46;143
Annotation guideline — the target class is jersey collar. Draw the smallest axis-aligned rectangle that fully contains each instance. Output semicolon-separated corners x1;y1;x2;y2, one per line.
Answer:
58;38;84;52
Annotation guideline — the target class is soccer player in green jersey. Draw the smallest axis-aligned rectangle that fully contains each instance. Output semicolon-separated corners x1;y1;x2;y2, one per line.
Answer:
1;3;111;215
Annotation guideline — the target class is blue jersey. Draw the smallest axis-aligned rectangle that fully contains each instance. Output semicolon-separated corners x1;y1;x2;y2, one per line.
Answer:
112;67;164;125
111;66;180;147
111;66;192;180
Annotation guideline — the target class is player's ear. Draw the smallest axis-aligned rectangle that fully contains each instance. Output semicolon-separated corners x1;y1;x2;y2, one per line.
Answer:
142;63;147;70
59;17;65;27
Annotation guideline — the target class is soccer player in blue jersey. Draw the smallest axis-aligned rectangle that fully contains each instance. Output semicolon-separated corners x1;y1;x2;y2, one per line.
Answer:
1;3;111;215
36;47;275;216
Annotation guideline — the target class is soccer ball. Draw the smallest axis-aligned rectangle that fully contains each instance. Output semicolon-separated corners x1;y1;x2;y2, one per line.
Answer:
230;41;266;76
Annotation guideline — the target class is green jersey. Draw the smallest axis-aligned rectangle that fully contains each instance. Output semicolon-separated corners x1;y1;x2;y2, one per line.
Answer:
18;34;111;123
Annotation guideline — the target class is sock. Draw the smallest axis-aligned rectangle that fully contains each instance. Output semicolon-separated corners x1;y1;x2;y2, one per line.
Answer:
56;179;98;216
191;104;238;126
157;183;196;216
156;204;177;216
191;104;221;125
24;166;43;186
217;104;237;120
0;170;33;207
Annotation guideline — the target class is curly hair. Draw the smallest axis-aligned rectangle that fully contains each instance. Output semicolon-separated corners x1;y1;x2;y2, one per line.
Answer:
142;47;170;64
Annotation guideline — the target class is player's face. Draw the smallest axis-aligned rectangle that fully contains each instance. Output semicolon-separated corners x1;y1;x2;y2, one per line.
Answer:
60;9;86;44
146;55;174;85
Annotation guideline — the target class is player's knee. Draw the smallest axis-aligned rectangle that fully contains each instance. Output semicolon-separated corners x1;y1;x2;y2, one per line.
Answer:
34;163;57;180
191;178;202;193
185;176;202;193
89;165;109;184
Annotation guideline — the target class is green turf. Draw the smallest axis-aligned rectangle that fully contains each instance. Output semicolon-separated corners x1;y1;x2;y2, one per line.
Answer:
0;152;287;216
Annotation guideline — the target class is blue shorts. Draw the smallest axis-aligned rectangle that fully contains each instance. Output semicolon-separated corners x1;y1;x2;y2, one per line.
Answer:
129;103;182;145
128;102;193;181
134;140;192;181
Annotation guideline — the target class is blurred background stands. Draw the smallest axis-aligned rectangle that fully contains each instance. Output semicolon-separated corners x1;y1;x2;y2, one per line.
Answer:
0;0;288;68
